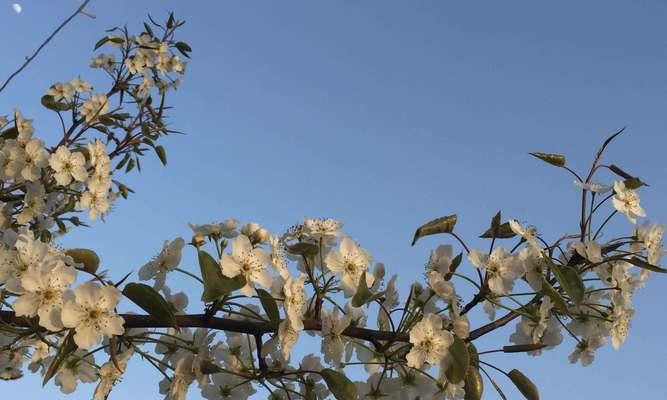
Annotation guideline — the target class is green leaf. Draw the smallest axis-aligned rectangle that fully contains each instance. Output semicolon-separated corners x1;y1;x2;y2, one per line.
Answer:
155;145;167;166
547;259;584;304
502;344;547;353
508;369;540;400
445;337;470;384
41;95;72;111
43;331;77;386
479;222;517;239
626;257;667;273
320;368;357;400
143;22;154;37
198;250;246;302
411;214;457;246
167;12;175;29
464;367;484;400
540;278;567;314
491;210;501;237
94;36;110;50
286;242;319;256
0;126;18;140
256;288;280;324
175;41;192;58
351;272;372;307
123;283;177;328
623;177;648;190
529;152;566;167
608;164;635;180
65;248;100;274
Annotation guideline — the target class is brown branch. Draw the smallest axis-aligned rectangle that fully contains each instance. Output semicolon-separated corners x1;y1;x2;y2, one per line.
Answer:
0;311;408;343
0;0;93;94
1;299;541;345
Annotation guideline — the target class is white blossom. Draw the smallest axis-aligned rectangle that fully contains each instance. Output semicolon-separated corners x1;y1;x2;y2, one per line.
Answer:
49;146;88;186
138;237;185;290
12;261;77;331
325;237;374;297
468;247;523;295
219;234;272;296
61;282;125;349
406;313;453;369
612;180;646;224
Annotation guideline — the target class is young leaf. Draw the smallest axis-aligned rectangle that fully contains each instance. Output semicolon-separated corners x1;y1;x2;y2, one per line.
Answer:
155;145;167;166
94;36;110;50
411;214;457;246
175;41;192;58
508;369;540;400
198;250;246;302
123;283;177;328
321;368;357;400
351;272;372;307
65;248;100;274
529;152;565;167
626;257;667;273
43;331;77;386
479;222;517;239
445;337;470;384
256;288;280;324
491;210;502;237
547;259;584;304
464;367;484;400
540;278;568;314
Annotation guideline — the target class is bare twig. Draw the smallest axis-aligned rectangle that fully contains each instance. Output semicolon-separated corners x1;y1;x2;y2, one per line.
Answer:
0;0;94;94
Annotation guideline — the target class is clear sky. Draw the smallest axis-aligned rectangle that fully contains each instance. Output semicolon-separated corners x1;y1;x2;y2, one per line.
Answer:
2;1;667;399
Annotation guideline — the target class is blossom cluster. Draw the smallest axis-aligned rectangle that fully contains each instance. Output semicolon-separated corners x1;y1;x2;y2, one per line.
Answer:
0;12;665;400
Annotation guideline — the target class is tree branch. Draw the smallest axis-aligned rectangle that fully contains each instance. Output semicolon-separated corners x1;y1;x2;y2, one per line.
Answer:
0;0;93;94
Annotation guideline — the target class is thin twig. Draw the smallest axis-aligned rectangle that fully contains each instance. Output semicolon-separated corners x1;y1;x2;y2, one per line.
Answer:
0;0;93;94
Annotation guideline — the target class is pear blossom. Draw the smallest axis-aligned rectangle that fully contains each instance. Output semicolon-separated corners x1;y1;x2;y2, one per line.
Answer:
240;222;269;244
188;219;239;239
468;247;523;295
427;244;454;274
61;282;125;349
283;273;307;330
428;270;455;302
509;219;540;249
574;180;611;193
53;349;97;394
80;94;109;124
93;350;133;400
277;319;300;360
21;138;48;181
78;189;111;220
219;234;272;296
49;146;88;186
324;237;374;297
320;307;351;367
518;246;545;290
571;240;602;263
47;82;74;101
612;180;646;224
90;54;115;72
634;221;664;266
12;261;77;331
304;217;343;243
611;308;633;350
406;313;453;368
138;237;185;290
0;232;50;294
69;77;92;93
569;336;605;366
268;234;290;279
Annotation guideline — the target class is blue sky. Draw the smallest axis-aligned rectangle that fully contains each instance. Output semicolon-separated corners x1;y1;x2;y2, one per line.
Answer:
2;1;667;399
